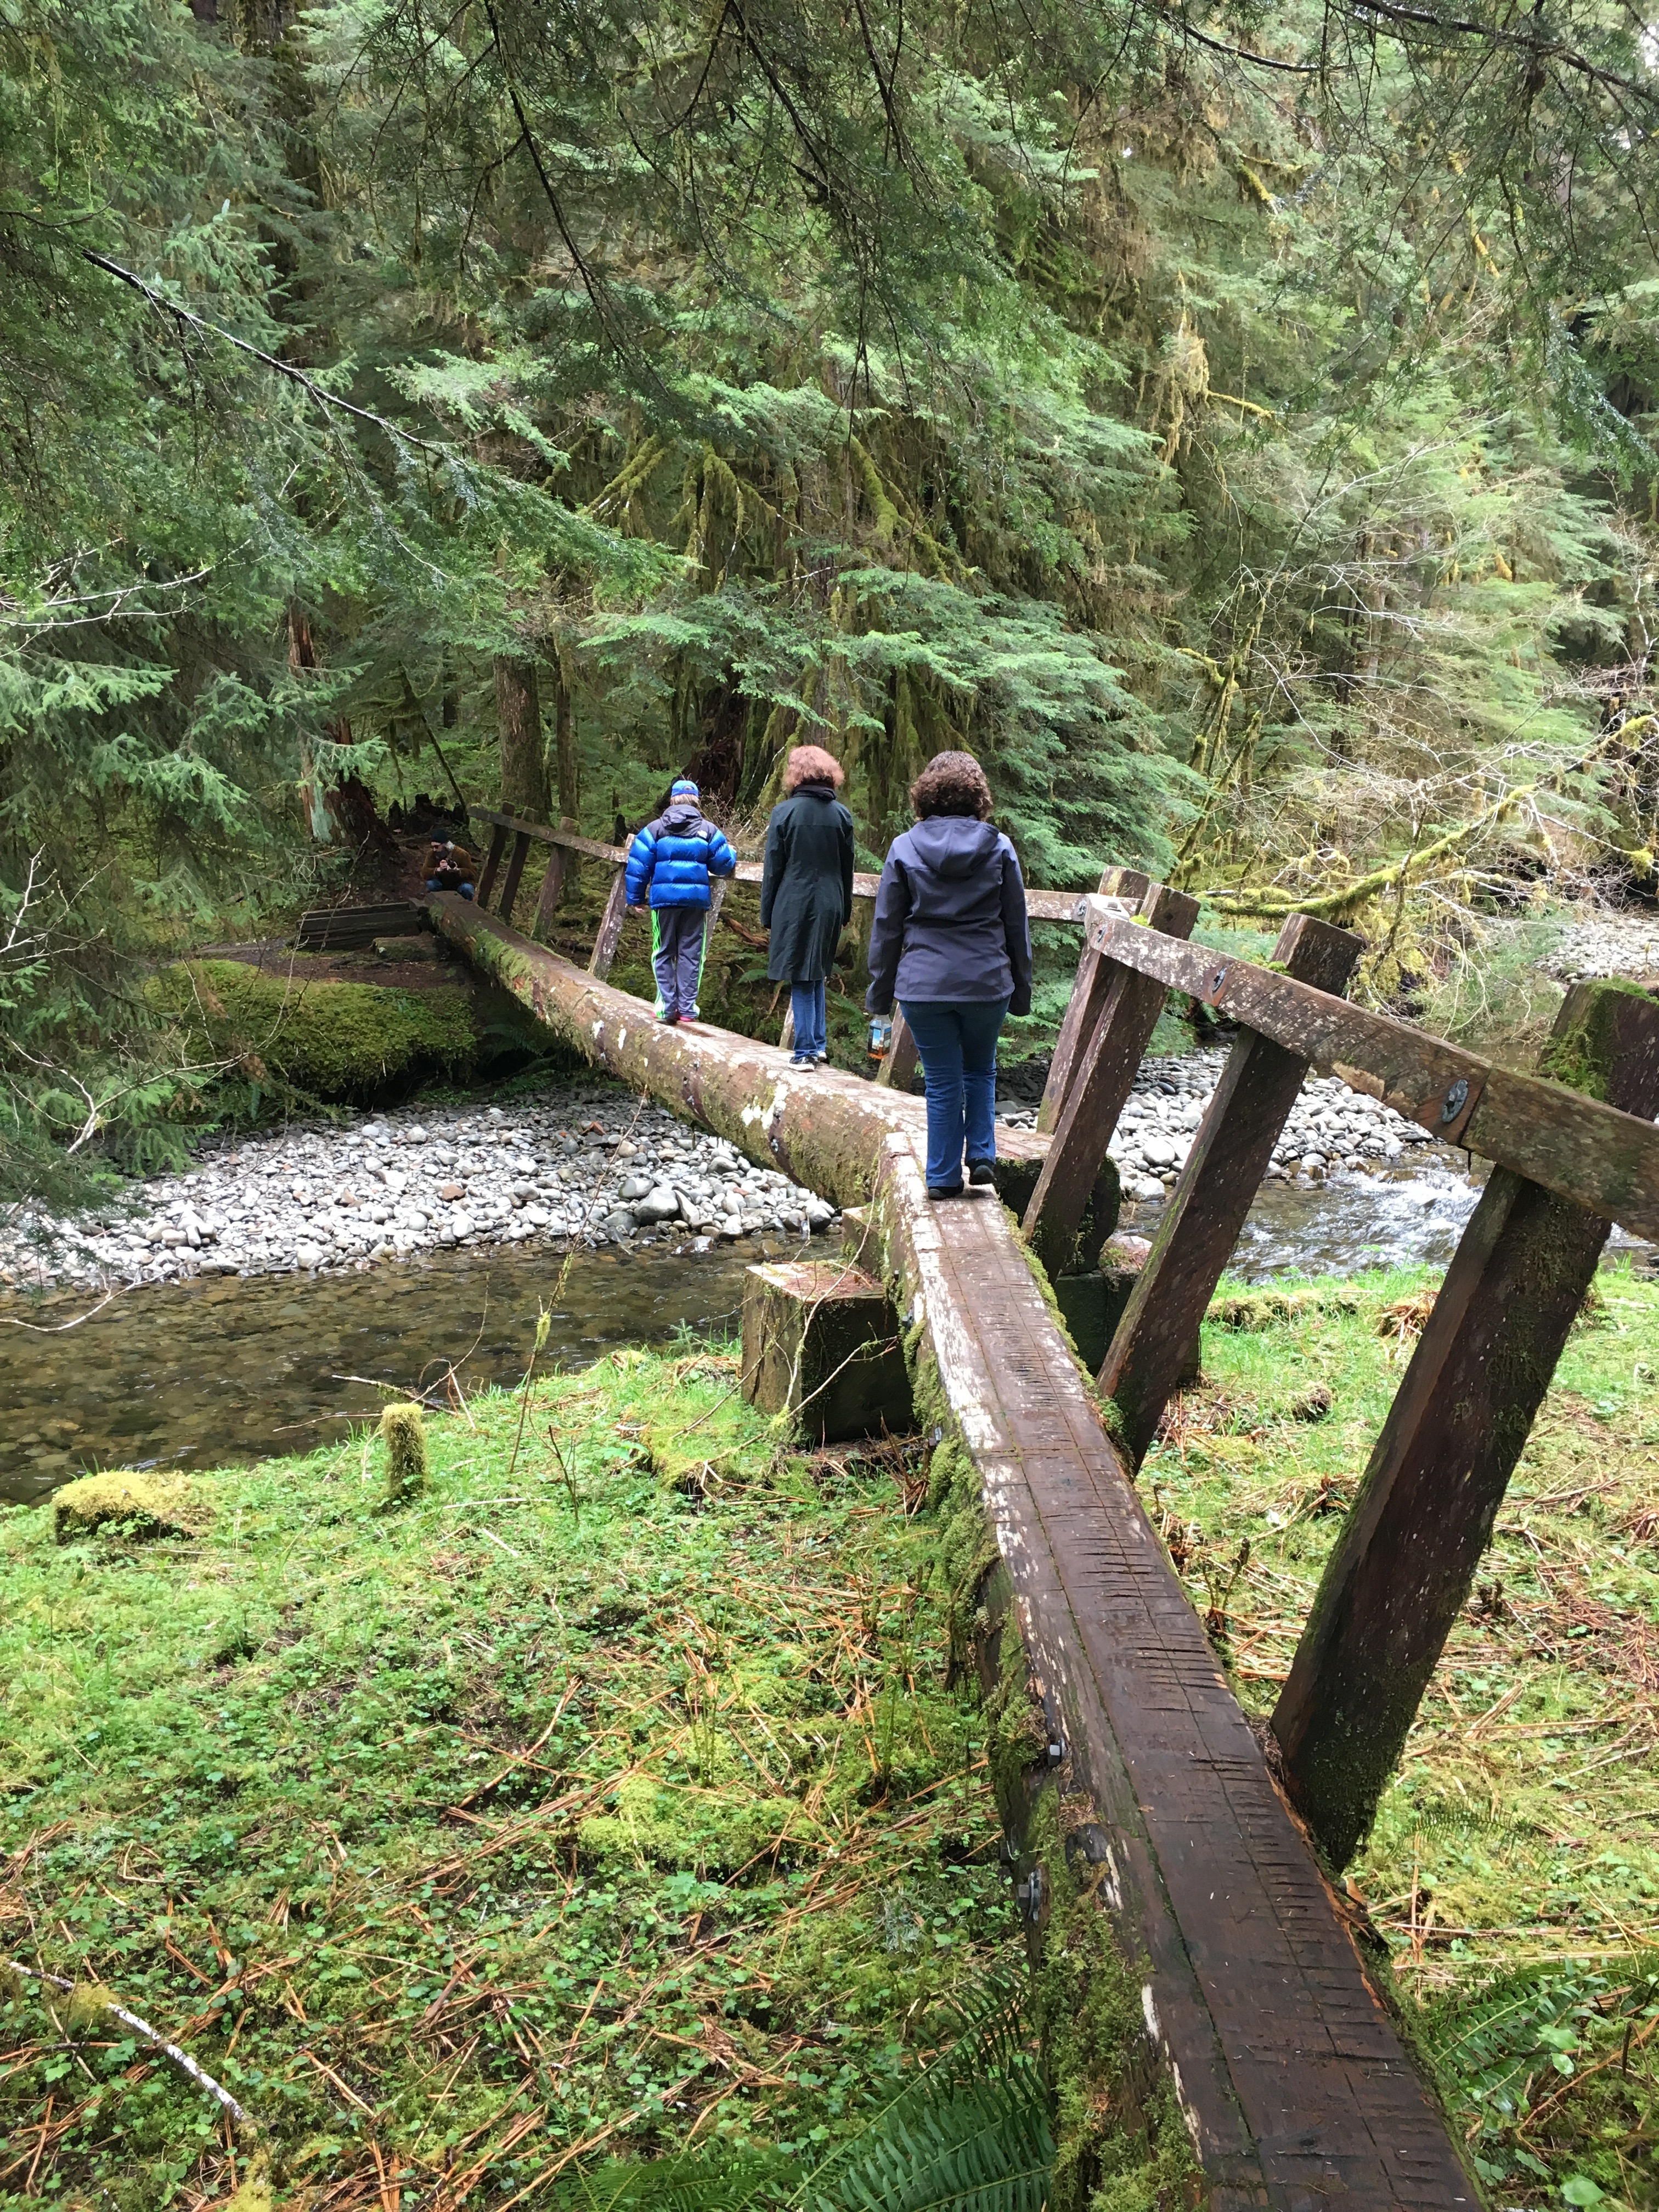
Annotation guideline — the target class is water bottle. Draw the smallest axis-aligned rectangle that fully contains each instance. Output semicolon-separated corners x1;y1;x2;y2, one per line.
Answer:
868;1014;893;1063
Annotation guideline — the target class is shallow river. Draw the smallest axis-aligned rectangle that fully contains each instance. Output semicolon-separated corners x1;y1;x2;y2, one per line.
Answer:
2;1163;1649;1505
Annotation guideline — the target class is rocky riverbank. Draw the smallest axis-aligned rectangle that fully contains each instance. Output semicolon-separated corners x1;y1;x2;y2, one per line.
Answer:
3;1048;1463;1295
1001;1048;1450;1204
1;1080;838;1294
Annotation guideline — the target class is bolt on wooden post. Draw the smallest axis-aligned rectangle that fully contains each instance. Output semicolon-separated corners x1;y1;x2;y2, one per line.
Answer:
1273;978;1659;1868
1097;913;1363;1462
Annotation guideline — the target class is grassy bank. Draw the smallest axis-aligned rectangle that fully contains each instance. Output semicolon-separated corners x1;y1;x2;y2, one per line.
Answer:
1154;1264;1659;2211
5;1266;1657;2209
0;1346;1029;2208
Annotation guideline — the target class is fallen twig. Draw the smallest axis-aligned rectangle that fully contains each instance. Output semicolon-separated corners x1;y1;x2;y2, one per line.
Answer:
5;1958;252;2129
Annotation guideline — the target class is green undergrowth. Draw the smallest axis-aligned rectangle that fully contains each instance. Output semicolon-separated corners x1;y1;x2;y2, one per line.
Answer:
0;1344;1033;2208
1152;1263;1659;2210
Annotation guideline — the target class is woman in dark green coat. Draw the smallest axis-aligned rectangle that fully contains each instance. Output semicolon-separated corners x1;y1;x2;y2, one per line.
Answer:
760;746;855;1066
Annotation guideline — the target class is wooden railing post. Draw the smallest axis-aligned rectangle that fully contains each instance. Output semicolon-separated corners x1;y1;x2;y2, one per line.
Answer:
588;866;629;980
1273;978;1659;1867
496;830;532;923
529;844;564;943
874;1009;918;1091
1096;912;1363;1460
1036;867;1149;1133
1022;881;1198;1278
475;822;509;909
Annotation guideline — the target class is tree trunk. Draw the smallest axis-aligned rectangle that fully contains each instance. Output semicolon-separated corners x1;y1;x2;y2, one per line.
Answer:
554;669;580;901
494;656;550;820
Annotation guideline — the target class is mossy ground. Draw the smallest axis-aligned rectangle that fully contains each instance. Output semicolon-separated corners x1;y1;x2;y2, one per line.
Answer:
1147;1263;1659;2210
0;1344;1023;2208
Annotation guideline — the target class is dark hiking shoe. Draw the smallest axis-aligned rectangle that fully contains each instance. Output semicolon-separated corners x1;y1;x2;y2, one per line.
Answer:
927;1182;964;1200
967;1160;997;1187
791;1052;816;1067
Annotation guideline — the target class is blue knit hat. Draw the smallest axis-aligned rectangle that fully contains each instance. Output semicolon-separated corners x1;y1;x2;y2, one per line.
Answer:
671;778;699;799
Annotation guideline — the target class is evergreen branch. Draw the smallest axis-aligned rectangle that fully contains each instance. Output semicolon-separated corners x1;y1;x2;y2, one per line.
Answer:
78;250;444;453
1203;716;1653;921
1330;0;1659;105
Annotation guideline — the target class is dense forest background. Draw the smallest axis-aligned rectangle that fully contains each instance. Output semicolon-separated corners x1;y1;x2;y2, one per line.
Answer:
5;0;1659;1197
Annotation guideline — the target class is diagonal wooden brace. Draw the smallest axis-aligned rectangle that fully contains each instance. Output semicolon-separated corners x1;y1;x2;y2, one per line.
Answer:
588;865;630;980
1022;881;1198;1278
496;829;532;923
874;1009;919;1091
531;843;564;943
1037;867;1150;1133
476;821;509;909
1273;978;1659;1867
1097;912;1362;1462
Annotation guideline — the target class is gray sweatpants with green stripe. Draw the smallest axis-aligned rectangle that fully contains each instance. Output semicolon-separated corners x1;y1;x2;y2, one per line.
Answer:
651;905;707;1019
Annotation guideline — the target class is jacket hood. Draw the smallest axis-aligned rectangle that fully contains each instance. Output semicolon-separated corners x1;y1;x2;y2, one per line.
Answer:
907;815;1000;879
661;802;706;831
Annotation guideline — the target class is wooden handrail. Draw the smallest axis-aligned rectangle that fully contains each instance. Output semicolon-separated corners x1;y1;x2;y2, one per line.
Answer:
1081;896;1659;1239
467;806;1091;922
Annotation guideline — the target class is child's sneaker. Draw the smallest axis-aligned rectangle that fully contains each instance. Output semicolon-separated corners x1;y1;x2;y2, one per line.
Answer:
658;1008;681;1024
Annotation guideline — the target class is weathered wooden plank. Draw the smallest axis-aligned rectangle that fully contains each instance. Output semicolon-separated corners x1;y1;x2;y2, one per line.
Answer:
1023;882;1199;1278
529;844;564;943
874;1008;919;1091
1097;915;1363;1462
475;822;509;909
701;876;729;991
496;828;532;923
295;902;420;950
1037;868;1149;1133
878;1142;1477;2212
1273;979;1659;1867
588;866;630;980
1082;904;1659;1240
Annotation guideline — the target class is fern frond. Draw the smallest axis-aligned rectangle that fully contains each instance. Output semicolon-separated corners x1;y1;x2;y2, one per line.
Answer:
807;2063;1053;2212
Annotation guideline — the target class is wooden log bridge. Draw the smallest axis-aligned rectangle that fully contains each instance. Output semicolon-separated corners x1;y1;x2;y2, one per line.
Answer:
430;847;1657;2210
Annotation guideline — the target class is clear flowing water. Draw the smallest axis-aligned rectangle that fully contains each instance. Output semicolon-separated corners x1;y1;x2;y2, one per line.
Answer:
4;1165;1650;1506
0;1238;786;1505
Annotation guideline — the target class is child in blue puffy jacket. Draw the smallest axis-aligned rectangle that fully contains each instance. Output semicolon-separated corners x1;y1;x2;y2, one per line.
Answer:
624;779;738;1023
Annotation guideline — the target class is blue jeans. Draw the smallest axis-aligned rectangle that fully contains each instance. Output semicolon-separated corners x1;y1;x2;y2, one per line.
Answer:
791;980;827;1058
901;998;1008;1190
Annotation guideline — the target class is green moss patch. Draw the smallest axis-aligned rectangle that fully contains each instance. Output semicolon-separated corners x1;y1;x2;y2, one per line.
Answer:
52;1470;205;1544
0;1338;1026;2204
149;958;480;1101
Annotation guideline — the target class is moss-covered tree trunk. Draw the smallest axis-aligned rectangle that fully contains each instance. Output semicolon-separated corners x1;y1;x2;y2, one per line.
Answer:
495;654;550;820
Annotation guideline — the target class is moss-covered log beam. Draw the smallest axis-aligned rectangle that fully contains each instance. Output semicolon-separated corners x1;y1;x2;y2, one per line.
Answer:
426;891;1049;1207
432;890;1479;2211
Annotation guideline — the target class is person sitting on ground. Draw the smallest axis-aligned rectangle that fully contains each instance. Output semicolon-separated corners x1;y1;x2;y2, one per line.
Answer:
865;751;1032;1199
624;779;738;1023
426;839;476;899
760;744;855;1069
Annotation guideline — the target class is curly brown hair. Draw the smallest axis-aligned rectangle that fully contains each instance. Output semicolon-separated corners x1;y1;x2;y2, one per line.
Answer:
909;750;992;821
782;744;845;793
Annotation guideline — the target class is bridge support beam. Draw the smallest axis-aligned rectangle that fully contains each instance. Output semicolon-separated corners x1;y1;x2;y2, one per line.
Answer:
741;1260;912;1443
